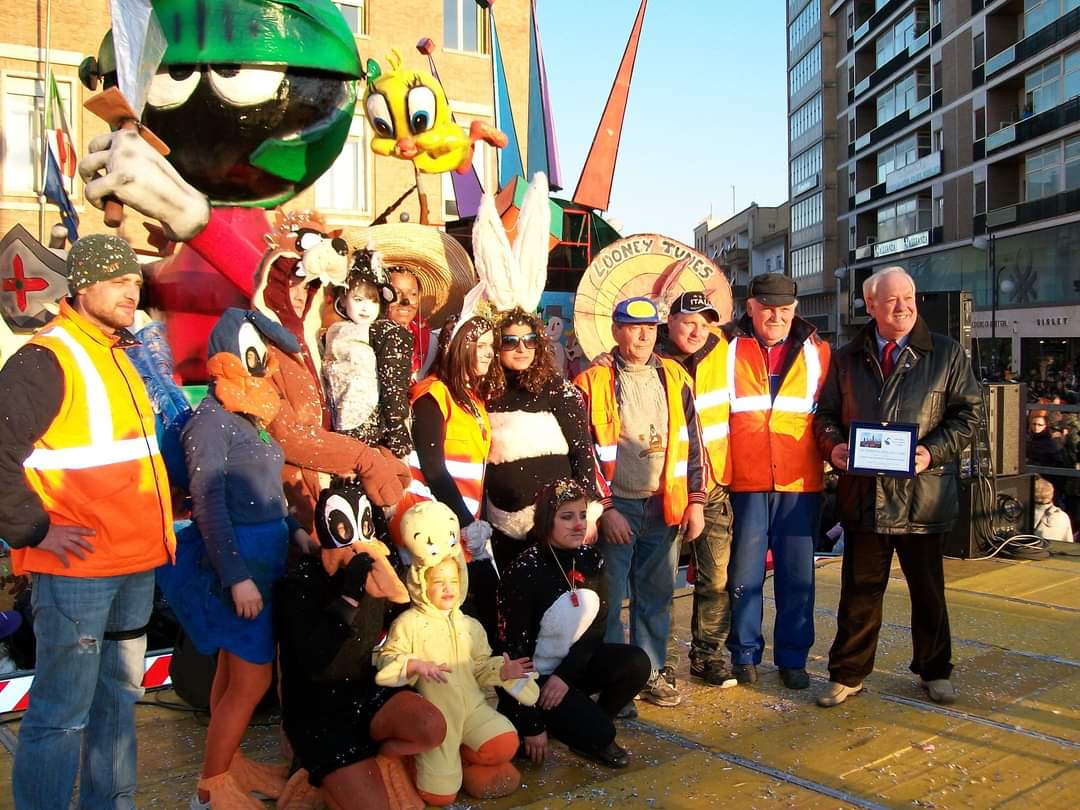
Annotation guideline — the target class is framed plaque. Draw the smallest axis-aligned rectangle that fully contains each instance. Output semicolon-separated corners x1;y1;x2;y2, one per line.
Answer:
846;421;918;478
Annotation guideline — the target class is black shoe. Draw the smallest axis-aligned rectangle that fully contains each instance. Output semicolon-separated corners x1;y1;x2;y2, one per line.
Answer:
779;667;810;690
732;663;758;684
570;740;629;769
690;659;739;688
615;702;638;719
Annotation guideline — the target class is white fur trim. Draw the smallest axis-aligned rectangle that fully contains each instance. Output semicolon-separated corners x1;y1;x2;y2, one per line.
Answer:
488;410;569;464
533;589;600;675
485;500;536;540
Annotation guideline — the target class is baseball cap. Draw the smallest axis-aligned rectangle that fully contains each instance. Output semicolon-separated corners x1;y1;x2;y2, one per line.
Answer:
612;296;660;325
670;291;719;323
748;273;797;306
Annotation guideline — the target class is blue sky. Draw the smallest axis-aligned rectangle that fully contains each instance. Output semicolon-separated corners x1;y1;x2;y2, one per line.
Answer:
533;0;790;242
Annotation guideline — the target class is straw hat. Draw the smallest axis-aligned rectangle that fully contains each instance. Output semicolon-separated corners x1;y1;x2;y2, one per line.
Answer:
342;224;477;329
573;234;732;360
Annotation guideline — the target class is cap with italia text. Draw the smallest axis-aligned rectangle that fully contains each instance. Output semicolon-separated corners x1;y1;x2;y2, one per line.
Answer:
612;296;660;324
748;273;797;306
670;290;720;322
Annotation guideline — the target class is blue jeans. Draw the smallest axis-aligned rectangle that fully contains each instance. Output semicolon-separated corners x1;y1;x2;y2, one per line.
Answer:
13;570;155;810
727;491;819;669
600;496;679;672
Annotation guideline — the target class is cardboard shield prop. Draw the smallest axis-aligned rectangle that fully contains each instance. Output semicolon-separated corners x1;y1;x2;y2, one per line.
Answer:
0;224;68;332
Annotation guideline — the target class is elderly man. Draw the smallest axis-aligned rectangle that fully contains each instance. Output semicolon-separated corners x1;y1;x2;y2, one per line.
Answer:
0;235;176;808
575;296;708;707
814;267;981;706
723;273;830;689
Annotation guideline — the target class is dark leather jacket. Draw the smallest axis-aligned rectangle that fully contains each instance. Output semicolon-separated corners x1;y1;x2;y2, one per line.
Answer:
814;318;982;535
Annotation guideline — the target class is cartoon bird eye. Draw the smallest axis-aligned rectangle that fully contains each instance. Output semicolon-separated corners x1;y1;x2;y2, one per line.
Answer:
325;494;359;547
146;65;200;110
405;86;436;135
208;65;285;106
237;321;268;376
365;93;395;138
297;229;324;252
360;505;375;541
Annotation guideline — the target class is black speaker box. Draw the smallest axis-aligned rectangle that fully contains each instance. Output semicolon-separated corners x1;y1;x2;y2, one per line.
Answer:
945;474;1034;558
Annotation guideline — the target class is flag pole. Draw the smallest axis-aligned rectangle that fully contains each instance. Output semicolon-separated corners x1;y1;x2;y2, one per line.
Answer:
38;0;54;244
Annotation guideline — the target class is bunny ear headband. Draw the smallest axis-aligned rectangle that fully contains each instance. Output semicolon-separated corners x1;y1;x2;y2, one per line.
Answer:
452;172;551;341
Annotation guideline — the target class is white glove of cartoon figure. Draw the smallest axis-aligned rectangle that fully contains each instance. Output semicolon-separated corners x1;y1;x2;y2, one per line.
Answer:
461;519;494;563
78;128;211;242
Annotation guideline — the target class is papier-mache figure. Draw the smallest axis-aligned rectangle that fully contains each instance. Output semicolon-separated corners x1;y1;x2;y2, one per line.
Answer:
323;246;414;459
375;501;538;807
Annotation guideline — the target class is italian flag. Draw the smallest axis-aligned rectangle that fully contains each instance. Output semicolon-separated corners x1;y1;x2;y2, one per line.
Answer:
44;71;76;194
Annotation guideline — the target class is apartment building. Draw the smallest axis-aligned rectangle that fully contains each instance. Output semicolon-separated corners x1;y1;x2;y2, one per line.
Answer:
0;0;531;251
833;0;1080;374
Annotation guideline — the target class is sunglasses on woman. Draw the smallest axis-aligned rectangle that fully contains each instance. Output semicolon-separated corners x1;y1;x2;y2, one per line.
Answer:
499;333;540;351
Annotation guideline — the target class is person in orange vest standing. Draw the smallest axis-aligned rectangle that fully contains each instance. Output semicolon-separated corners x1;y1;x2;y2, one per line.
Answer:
723;274;830;691
0;235;176;809
575;297;708;709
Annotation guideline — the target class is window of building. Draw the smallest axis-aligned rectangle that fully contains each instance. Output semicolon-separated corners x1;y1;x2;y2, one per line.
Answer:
444;0;490;54
791;243;823;279
3;75;73;195
788;2;820;51
932;60;942;93
789;43;821;96
1024;135;1080;199
932;190;944;228
849;116;856;142
847;7;856;38
876;194;932;241
791;192;823;232
875;70;929;127
875;11;920;70
975;106;986;139
849;169;857;197
849;223;858;251
933;123;944;152
975;180;987;215
1024;0;1080;37
789;93;822;141
973;33;985;67
314;115;368;212
876;132;925;184
931;0;942;27
1024;48;1080;116
334;1;368;35
790;143;822;191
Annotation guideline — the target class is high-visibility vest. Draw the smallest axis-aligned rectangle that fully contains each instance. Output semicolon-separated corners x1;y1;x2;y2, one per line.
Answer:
390;377;490;551
13;300;176;577
574;358;702;527
686;339;732;488
727;335;830;493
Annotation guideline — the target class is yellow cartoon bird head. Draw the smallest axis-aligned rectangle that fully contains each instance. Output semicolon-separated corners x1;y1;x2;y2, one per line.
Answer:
362;50;506;174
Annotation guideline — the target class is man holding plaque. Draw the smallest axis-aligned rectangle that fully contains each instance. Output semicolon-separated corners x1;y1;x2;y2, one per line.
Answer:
814;267;980;707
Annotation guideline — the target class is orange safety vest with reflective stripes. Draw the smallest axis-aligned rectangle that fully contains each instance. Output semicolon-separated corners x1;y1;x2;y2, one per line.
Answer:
13;300;176;577
727;334;830;493
574;358;704;527
683;337;732;489
391;377;491;550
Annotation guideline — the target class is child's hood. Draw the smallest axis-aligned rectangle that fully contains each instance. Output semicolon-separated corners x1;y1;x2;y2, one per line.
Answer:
398;501;469;612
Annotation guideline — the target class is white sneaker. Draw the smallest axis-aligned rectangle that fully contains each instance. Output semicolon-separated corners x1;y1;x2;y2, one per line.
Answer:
188;794;211;810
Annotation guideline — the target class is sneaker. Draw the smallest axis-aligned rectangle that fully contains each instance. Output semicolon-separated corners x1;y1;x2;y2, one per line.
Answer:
920;678;956;704
731;663;758;685
570;740;630;769
779;667;810;690
615;702;638;719
637;666;682;707
816;681;863;707
188;796;211;810
690;658;739;688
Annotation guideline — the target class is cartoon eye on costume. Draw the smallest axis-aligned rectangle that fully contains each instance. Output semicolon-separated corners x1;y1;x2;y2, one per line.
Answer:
405;86;436;135
448;530;459;548
324;494;359;548
237;321;268;376
359;504;375;542
208;65;286;106
365;94;395;138
296;229;324;252
146;65;200;110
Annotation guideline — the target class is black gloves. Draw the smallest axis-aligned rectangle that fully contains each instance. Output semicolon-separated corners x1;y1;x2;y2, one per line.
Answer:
340;552;374;602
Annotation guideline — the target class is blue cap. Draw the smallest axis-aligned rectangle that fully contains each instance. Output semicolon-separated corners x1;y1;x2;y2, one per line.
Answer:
612;297;660;324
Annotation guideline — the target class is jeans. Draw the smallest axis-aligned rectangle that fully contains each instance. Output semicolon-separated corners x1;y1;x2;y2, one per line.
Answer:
600;496;679;672
13;570;155;810
727;491;819;669
690;486;734;665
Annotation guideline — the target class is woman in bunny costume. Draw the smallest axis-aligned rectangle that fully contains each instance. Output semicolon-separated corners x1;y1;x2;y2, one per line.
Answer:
472;174;606;571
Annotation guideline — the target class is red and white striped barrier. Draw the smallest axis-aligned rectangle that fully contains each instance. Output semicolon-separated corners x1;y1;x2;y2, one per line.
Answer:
0;651;173;714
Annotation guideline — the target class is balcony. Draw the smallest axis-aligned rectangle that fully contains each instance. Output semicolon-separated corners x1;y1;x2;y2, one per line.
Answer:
983;94;1080;155
985;187;1080;229
985;6;1080;79
849;25;938;104
852;0;916;46
850;90;939;156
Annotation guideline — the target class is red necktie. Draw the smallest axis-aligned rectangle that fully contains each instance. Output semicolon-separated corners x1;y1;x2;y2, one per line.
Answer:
881;341;898;377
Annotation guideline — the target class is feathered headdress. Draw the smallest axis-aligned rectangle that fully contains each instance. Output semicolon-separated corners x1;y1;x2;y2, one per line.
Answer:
452;172;551;340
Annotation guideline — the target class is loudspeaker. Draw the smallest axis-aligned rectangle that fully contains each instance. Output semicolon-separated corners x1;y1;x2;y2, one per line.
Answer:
917;290;973;360
987;383;1025;476
945;473;1034;558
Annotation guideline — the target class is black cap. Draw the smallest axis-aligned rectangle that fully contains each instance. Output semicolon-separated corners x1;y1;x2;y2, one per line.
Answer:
748;273;797;306
670;291;719;322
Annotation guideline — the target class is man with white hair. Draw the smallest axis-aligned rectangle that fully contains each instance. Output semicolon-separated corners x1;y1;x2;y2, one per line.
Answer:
814;266;981;707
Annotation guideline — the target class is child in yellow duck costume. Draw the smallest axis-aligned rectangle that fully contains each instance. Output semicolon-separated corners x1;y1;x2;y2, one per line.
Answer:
376;501;538;806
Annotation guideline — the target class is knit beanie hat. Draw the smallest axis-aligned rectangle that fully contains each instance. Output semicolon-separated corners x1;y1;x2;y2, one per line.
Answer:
66;234;142;293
